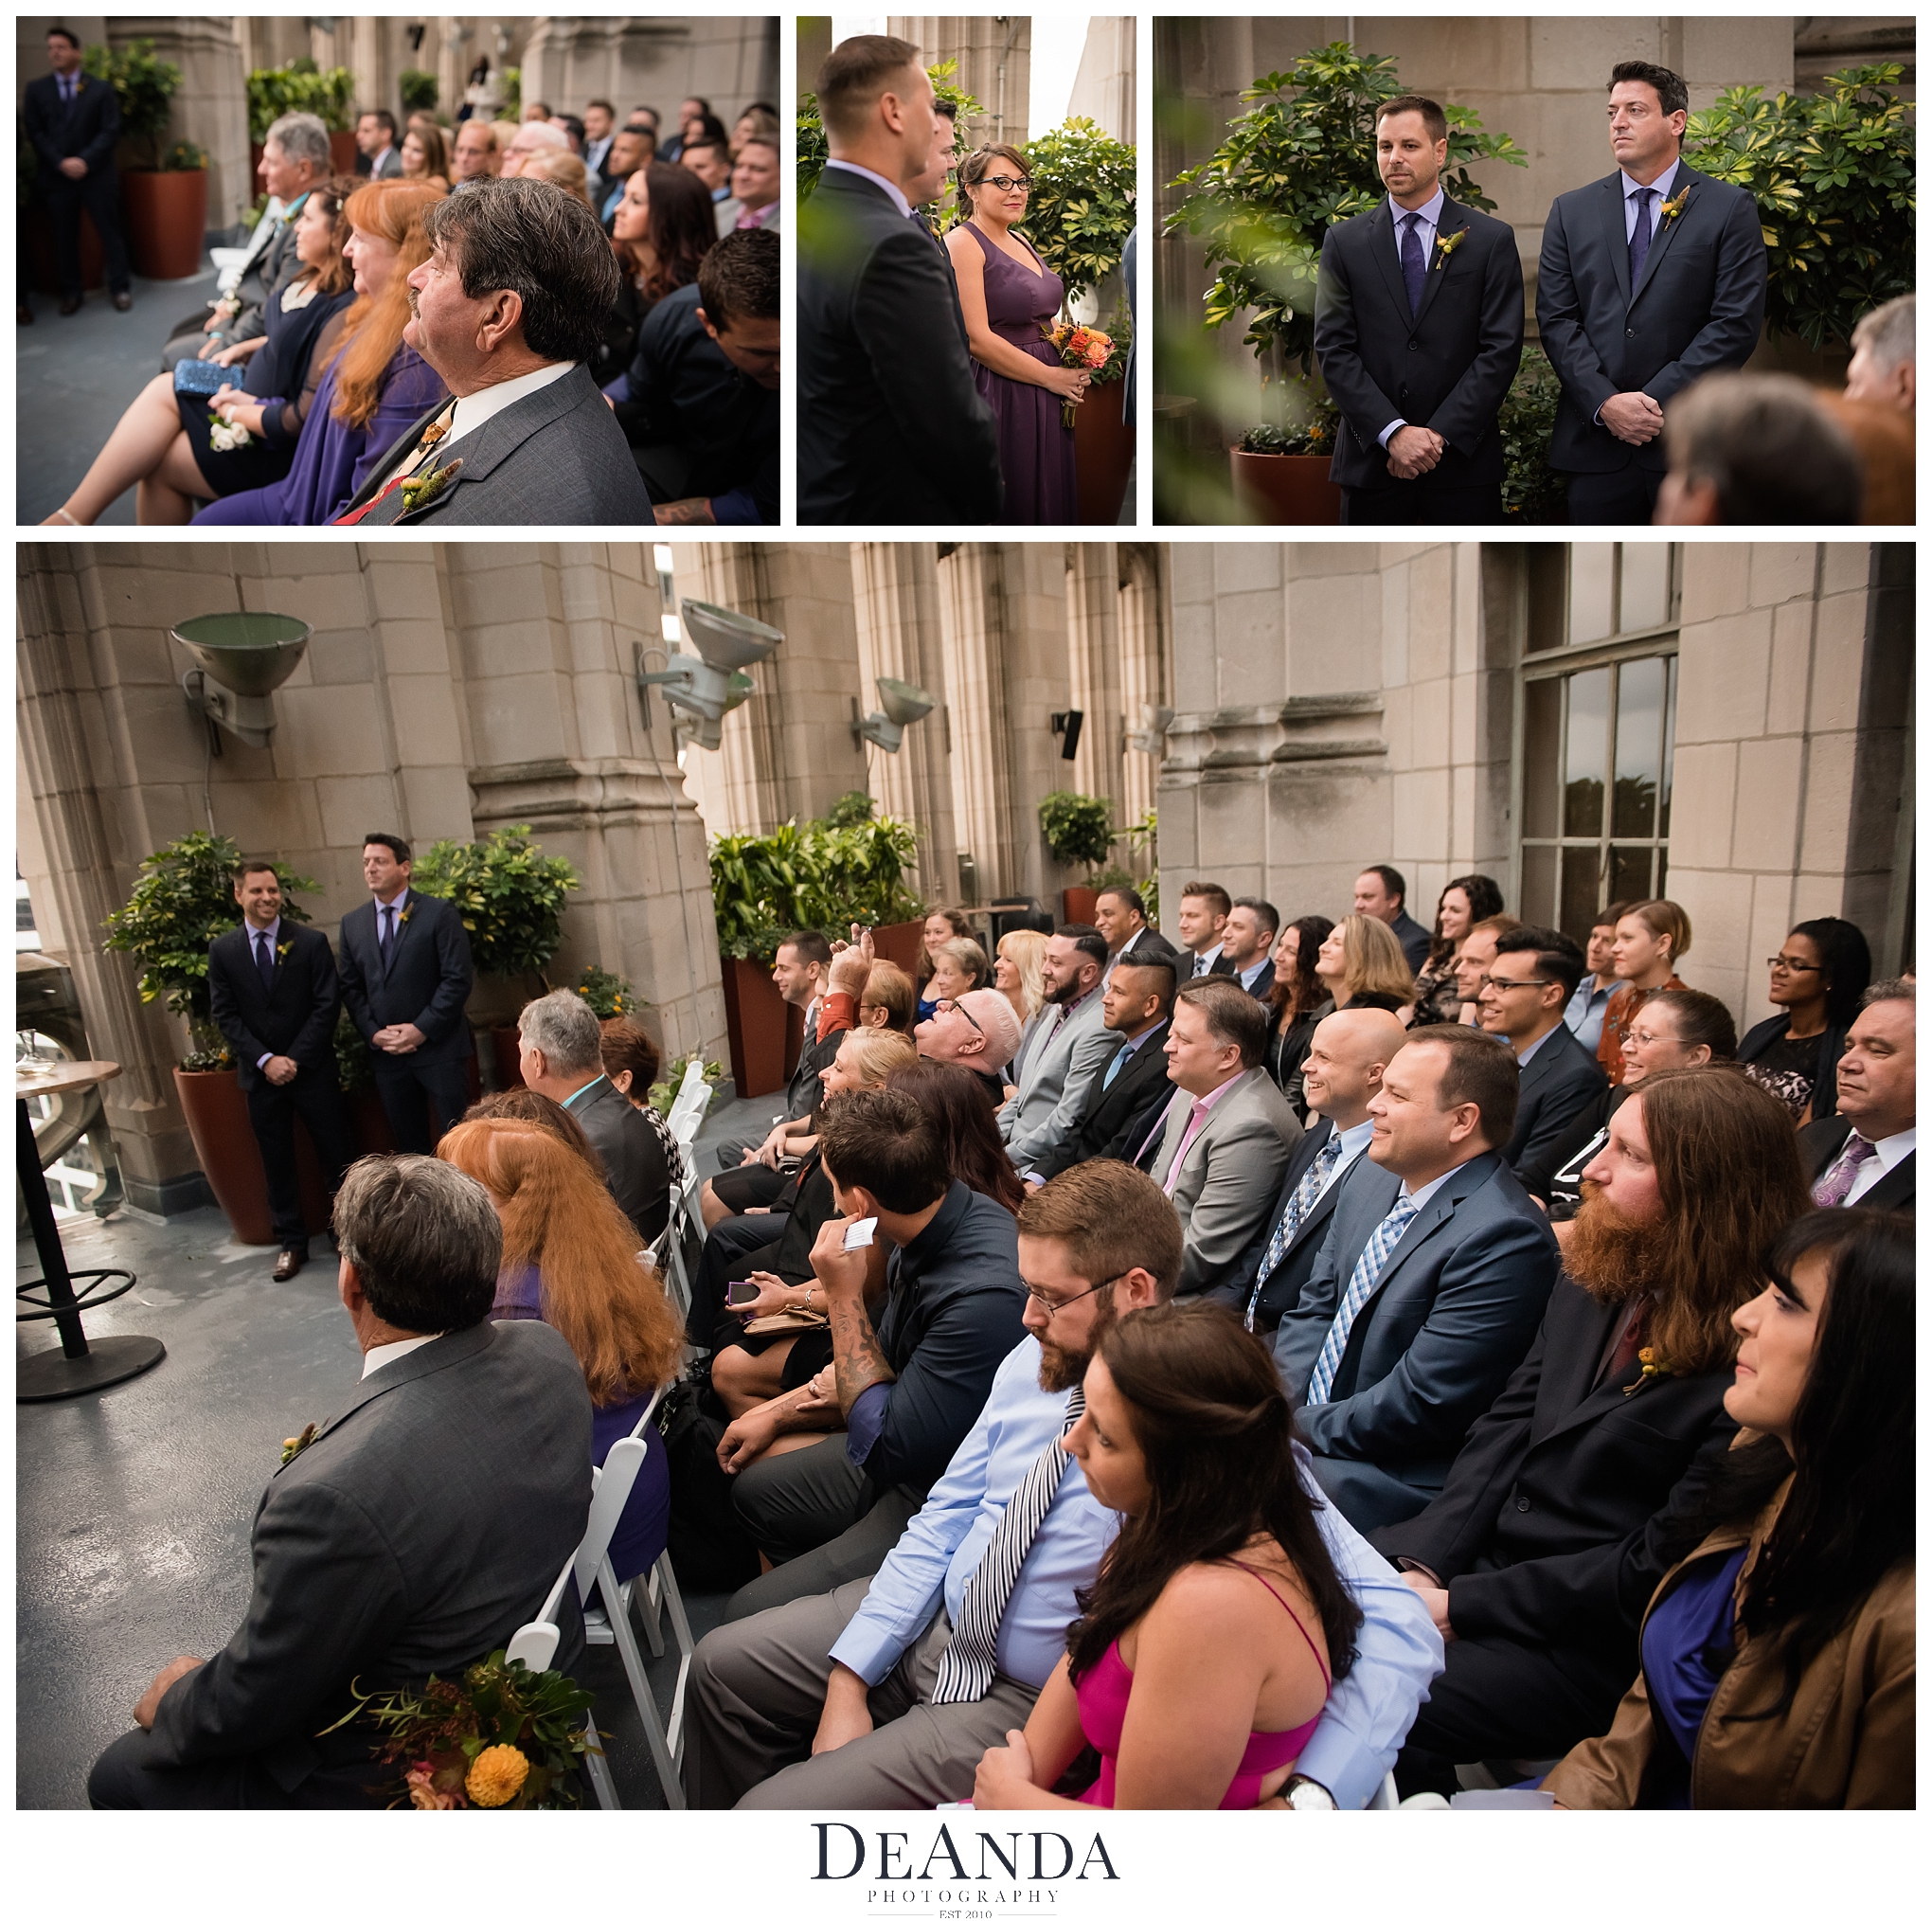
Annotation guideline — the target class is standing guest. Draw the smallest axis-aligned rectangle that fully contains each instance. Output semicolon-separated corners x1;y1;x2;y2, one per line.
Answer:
945;144;1087;525
1799;980;1914;1212
799;36;1001;524
1029;953;1177;1181
972;1303;1356;1809
581;100;617;178
1737;916;1872;1122
1311;914;1419;1020
1546;1210;1914;1808
1475;925;1607;1170
1175;882;1233;980
598;1016;688;1195
1843;294;1914;415
450;117;501;186
1352;865;1432;974
680;135;733;204
1450;912;1521;1024
515;989;670;1246
1262;914;1336;1117
401;117;450;187
1596;899;1691;1082
1564;901;1629;1053
206;860;358;1283
335;832;474;1153
25;27;132;316
993;927;1048;1032
1380;1069;1814;1796
914;987;1025;1107
716;134;781;234
999;925;1123;1172
1410;875;1506;1027
1148;978;1304;1300
1536;62;1767;524
86;1157;590;1808
1213;897;1281;1000
1271;1026;1561;1532
438;1119;683;1585
354;109;402;180
335;178;653;525
497;118;567;178
597;121;656;223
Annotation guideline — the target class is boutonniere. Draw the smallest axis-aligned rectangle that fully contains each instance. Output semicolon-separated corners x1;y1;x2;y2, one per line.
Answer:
399;458;461;515
396;903;414;926
280;1422;319;1466
275;940;293;962
1623;1347;1671;1396
1657;185;1691;227
1433;227;1469;272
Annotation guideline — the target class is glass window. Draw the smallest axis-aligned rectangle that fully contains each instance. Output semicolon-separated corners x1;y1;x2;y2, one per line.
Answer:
1533;544;1679;652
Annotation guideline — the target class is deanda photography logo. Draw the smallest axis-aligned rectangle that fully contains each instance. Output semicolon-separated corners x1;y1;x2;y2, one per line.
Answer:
807;1821;1120;1910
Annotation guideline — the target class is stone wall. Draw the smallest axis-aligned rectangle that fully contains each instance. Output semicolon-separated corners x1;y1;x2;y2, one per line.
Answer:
890;16;1034;146
523;15;779;127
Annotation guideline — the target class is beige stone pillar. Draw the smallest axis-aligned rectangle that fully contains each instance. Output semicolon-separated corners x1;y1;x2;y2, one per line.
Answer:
1117;543;1168;883
1064;542;1124;825
104;18;251;233
890;17;1032;145
523;17;778;128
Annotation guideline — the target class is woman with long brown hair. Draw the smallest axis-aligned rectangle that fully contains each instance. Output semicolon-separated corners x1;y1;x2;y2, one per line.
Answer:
197;179;449;525
1261;913;1333;1116
438;1118;684;1582
401;116;450;187
886;1058;1028;1215
610;159;715;310
1410;874;1506;1026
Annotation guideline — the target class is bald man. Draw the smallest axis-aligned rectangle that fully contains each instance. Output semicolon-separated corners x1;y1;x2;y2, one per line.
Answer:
1239;1009;1407;1334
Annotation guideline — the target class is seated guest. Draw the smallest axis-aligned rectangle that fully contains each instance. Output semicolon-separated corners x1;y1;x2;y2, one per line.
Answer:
1261;914;1333;1116
1800;978;1914;1211
438;1120;683;1583
716;1087;1029;1578
999;925;1123;1171
520;145;593;209
1028;952;1176;1181
1213;897;1280;1000
1094;884;1159;982
197;181;448;525
972;1302;1357;1808
1474;925;1606;1169
515;988;670;1245
1547;1209;1914;1808
335;177;654;525
927;936;992;1004
597;121;656;223
1562;901;1628;1052
1175;880;1233;981
608;161;715;344
607;225;778;525
1519;987;1736;1218
715;132;780;234
86;1157;590;1807
1739;915;1871;1122
1272;1026;1561;1532
916;907;977;1015
679;133;733;206
684;1160;1442;1809
1147;978;1304;1299
1378;1069;1813;1795
887;1060;1028;1219
598;1017;689;1191
914;986;1024;1106
463;1084;603;1173
1239;1008;1405;1336
450;117;500;187
1596;899;1691;1082
1449;912;1520;1025
993;927;1047;1032
401;117;451;188
1352;865;1433;974
819;940;920;1041
1410;876;1506;1027
1844;293;1913;415
1655;372;1865;525
497;117;567;177
1310;913;1419;1020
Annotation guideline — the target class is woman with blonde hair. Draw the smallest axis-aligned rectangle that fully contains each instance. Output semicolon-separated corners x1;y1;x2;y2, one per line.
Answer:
520;145;594;211
1597;900;1693;1084
995;927;1048;1030
1311;914;1418;1018
438;1118;684;1583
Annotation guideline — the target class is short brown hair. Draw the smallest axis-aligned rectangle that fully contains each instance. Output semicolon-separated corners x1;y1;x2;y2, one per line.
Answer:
1376;94;1448;143
858;960;918;1035
1619;898;1693;963
817;34;923;141
234;858;280;884
1180;881;1231;918
598;1017;661;1094
1173;977;1269;1068
957;142;1030;211
1400;1025;1520;1150
1017;1160;1184;1297
818;1086;949;1213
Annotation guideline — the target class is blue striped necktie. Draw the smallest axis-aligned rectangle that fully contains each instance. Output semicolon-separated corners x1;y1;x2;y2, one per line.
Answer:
1306;1193;1419;1404
1245;1130;1347;1332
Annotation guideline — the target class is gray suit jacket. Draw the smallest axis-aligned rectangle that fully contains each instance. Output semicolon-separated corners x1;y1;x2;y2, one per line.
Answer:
146;1320;592;1804
1000;990;1122;1171
1148;1066;1304;1300
572;1074;671;1245
344;363;654;525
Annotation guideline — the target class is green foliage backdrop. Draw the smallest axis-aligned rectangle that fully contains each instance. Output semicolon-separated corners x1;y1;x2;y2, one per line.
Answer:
1015;117;1136;310
411;825;580;984
710;810;923;962
245;57;357;140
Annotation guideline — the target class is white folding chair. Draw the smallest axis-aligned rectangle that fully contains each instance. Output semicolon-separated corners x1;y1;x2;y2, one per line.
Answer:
667;1057;709;1144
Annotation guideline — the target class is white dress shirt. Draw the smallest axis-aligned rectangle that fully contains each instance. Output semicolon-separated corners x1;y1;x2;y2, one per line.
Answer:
361;1333;440;1378
442;360;575;453
824;156;912;220
1832;1125;1916;1206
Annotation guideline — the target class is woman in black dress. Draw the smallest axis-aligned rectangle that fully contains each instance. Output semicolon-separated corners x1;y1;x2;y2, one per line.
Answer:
1737;917;1872;1123
1261;915;1333;1120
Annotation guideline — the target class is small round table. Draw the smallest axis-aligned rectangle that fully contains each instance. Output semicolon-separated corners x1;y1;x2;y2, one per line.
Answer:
15;1059;166;1401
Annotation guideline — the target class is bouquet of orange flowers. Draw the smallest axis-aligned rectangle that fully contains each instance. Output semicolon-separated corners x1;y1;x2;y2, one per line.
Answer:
1043;321;1116;428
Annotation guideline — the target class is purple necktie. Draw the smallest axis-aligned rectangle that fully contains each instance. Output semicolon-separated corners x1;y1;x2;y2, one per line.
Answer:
1812;1135;1877;1208
1628;187;1655;289
380;903;396;965
254;929;276;991
1400;211;1426;315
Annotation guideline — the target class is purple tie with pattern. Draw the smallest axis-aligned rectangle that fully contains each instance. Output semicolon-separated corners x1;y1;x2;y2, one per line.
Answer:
1628;187;1656;288
1400;211;1426;315
1812;1135;1877;1208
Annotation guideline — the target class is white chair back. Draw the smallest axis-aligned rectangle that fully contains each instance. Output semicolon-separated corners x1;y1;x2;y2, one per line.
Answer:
667;1058;709;1147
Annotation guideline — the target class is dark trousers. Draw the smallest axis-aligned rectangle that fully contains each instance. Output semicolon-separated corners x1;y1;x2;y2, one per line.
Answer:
43;171;130;297
725;1482;923;1621
89;1729;296;1808
1341;480;1503;525
710;1159;786;1212
244;1069;358;1250
731;1431;872;1564
371;1052;473;1154
692;1210;785;1346
1562;465;1663;525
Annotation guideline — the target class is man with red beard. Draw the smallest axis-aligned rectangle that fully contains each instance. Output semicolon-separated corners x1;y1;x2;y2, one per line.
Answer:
1372;1068;1812;1797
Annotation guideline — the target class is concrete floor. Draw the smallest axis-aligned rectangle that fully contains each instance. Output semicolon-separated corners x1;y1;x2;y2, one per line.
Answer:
15;1094;759;1809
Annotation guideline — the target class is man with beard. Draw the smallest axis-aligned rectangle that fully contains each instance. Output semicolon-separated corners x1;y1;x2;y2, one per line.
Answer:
1371;1068;1812;1795
682;1159;1442;1809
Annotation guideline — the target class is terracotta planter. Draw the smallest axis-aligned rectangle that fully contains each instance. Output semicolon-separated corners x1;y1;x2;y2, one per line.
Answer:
25;204;105;296
1229;449;1343;527
868;919;926;980
174;1066;332;1246
121;169;208;280
1075;385;1136;524
490;1024;525;1093
1062;886;1100;925
722;958;795;1099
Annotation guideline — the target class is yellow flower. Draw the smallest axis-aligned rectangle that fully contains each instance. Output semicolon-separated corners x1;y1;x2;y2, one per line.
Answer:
464;1743;530;1807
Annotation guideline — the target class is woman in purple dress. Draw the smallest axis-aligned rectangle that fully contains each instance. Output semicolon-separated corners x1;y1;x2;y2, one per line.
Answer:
944;144;1088;525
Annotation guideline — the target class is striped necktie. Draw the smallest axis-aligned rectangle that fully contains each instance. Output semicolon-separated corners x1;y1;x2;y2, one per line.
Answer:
929;1385;1084;1705
1246;1130;1347;1332
1305;1193;1419;1405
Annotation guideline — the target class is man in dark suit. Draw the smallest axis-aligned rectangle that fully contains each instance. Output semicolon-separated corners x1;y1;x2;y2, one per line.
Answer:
1031;951;1176;1181
1352;865;1433;973
1314;95;1524;524
337;833;474;1154
1475;925;1606;1169
798;36;1001;524
206;860;359;1283
24;27;131;316
1536;60;1768;524
337;178;653;526
355;109;403;179
1273;1026;1561;1533
517;987;671;1245
1236;1008;1404;1335
1800;979;1915;1212
1210;896;1279;1001
87;1156;591;1808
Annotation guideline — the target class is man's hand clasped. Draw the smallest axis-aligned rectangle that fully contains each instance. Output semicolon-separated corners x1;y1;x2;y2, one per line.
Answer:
1386;423;1445;480
1599;390;1665;445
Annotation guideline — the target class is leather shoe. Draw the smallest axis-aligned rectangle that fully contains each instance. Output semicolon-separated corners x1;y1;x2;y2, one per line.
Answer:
273;1247;305;1283
112;291;133;312
59;295;82;317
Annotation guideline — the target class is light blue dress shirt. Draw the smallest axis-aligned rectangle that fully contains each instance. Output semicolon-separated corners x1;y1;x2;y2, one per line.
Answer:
1621;158;1681;241
1565;974;1615;1054
829;1333;1445;1807
1378;186;1446;447
561;1073;607;1111
1237;956;1273;993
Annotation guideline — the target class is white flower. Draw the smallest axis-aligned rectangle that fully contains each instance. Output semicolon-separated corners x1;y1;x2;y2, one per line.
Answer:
207;421;251;452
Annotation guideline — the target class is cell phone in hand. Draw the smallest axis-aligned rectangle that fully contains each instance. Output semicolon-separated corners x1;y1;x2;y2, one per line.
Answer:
725;1279;761;1306
842;1215;878;1251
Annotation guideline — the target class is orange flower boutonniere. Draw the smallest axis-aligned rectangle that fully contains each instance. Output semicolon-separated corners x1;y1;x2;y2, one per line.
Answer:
1433;228;1469;272
280;1422;319;1466
1658;185;1691;227
1624;1346;1671;1395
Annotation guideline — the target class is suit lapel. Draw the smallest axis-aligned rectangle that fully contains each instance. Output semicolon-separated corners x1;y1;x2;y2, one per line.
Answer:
1408;200;1470;334
1534;1286;1621;1443
1601;174;1633;308
1355;1154;1496;1309
1630;166;1701;308
1366;199;1410;327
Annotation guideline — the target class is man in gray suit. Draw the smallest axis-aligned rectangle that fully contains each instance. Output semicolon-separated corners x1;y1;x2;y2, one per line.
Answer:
1001;924;1122;1173
87;1157;592;1807
338;177;653;526
1148;978;1303;1300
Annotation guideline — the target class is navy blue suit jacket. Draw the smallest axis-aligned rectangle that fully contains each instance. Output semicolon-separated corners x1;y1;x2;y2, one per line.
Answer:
207;921;342;1092
24;71;121;178
1227;1119;1376;1332
1504;1025;1608;1171
336;891;474;1068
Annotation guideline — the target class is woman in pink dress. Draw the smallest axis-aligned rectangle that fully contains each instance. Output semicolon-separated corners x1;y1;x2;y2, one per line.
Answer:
971;1302;1358;1809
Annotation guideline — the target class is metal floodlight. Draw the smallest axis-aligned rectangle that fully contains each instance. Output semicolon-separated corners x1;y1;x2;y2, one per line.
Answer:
1127;704;1175;753
170;611;312;749
852;676;935;753
637;600;778;746
679;599;783;671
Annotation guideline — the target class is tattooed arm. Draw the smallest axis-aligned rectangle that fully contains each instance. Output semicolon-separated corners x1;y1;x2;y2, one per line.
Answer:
809;1214;897;1418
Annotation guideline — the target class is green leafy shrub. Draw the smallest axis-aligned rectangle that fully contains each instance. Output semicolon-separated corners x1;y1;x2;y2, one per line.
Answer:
81;39;184;171
709;810;924;962
398;69;439;117
1236;388;1338;458
501;68;521;118
798;60;983;206
1017;117;1136;311
648;1053;723;1119
334;1006;372;1093
1498;347;1570;523
411;825;580;985
1037;791;1116;875
162;140;207;171
572;963;640;1019
245;60;357;140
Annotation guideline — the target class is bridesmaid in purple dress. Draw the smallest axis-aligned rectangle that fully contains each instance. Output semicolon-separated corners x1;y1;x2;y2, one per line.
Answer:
944;144;1088;525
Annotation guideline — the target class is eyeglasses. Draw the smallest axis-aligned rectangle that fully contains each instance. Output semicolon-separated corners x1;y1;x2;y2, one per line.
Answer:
1023;1271;1129;1317
1624;1029;1678;1050
936;996;981;1034
1766;957;1821;974
977;175;1030;193
1475;976;1555;993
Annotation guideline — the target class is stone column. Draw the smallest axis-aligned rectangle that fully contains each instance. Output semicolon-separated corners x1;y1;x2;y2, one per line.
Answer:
523;16;778;127
1065;14;1137;142
105;18;251;233
1064;541;1124;821
889;17;1032;146
1117;543;1168;876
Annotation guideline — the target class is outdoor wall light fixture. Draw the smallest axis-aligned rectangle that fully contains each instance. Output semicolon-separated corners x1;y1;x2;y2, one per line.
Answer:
635;598;781;749
851;676;935;753
1127;704;1174;753
1050;709;1084;761
170;611;313;750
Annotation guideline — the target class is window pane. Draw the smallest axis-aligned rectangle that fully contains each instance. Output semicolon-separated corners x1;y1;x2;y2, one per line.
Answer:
1565;668;1609;836
1619;544;1671;633
1655;847;1669;900
1613;655;1666;837
1569;547;1615;644
1519;845;1558;927
1560;847;1603;946
1659;655;1676;838
1609;843;1655;905
1522;676;1562;837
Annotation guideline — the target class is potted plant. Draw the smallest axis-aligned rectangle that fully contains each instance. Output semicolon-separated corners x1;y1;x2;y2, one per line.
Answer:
399;70;439;117
1037;790;1117;923
81;38;206;280
1229;400;1344;525
247;58;360;176
797;59;982;207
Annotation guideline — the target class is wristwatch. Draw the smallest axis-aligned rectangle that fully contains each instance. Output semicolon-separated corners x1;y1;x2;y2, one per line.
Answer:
1284;1774;1337;1811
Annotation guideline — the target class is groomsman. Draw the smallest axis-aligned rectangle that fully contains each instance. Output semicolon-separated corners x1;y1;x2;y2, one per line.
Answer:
1314;95;1523;525
206;862;358;1282
1536;61;1767;524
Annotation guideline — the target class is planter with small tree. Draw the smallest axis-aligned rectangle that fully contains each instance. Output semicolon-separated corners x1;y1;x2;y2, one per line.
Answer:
1037;790;1117;924
247;58;359;178
82;38;207;279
